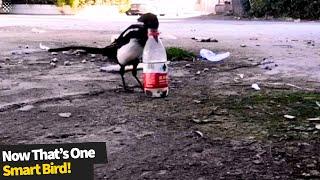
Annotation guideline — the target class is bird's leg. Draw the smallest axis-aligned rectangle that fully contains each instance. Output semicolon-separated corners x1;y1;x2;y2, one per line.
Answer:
132;62;143;90
119;65;127;90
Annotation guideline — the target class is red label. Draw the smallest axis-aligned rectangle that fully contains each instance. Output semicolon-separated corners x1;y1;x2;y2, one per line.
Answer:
143;73;168;89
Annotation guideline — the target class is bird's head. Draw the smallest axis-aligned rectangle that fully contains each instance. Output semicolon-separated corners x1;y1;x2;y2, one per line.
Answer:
138;13;160;42
137;13;159;29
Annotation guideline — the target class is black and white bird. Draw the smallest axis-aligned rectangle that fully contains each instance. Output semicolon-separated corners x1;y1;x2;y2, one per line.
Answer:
49;13;159;91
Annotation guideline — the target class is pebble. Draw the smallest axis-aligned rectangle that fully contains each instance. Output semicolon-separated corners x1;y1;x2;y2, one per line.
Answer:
50;62;56;67
90;54;96;58
193;100;202;104
58;113;72;118
185;64;191;68
310;170;320;176
81;59;87;63
203;68;209;72
252;159;263;164
51;58;58;62
315;124;320;130
240;44;247;47
18;105;34;112
64;61;71;66
51;52;58;55
196;71;201;75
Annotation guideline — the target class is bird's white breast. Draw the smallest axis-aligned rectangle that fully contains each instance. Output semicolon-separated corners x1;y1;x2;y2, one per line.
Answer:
117;39;143;65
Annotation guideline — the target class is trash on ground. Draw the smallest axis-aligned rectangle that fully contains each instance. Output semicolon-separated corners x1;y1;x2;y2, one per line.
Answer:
192;37;218;43
251;83;261;91
193;100;201;104
58;112;72;118
18;105;34;112
194;131;204;137
100;63;143;73
315;124;320;130
284;115;296;120
200;49;230;62
238;74;244;79
39;43;49;50
307;117;320;121
316;101;320;107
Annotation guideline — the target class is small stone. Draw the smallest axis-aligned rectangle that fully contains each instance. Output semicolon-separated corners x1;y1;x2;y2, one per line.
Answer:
81;59;87;63
203;68;209;72
90;54;96;58
58;113;72;118
90;59;95;62
5;57;10;61
64;61;71;66
18;105;34;112
185;64;191;68
252;159;262;164
315;124;320;130
50;62;56;67
51;58;58;62
113;128;122;134
158;170;167;175
25;45;29;49
193;100;202;104
51;52;58;55
310;170;320;176
196;71;201;75
74;123;80;128
240;44;247;47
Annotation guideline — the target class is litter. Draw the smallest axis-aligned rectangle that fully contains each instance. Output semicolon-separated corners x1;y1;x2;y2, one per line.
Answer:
39;43;50;50
200;49;230;62
194;131;204;137
100;63;143;73
192;37;218;42
251;83;261;91
316;124;320;130
284;115;296;119
307;117;320;121
18;105;34;112
238;74;244;79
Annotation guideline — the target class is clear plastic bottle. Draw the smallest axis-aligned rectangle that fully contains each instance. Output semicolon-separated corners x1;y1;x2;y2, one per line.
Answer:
142;29;169;98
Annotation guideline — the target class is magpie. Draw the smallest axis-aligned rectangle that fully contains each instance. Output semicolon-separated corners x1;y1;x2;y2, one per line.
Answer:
48;13;159;91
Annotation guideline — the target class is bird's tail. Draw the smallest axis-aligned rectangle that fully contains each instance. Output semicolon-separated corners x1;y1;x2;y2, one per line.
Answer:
48;46;105;54
48;44;119;61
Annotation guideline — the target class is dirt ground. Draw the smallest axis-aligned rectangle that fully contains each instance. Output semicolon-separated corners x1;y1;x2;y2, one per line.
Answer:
0;18;320;180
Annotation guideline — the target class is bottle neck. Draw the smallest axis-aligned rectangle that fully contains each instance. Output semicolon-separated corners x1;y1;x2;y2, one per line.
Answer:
148;29;159;38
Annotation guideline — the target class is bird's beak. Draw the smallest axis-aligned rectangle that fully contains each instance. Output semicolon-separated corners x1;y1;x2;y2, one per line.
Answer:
154;35;159;43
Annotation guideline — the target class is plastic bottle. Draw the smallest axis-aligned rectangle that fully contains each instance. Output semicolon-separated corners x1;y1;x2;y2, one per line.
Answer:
142;29;169;98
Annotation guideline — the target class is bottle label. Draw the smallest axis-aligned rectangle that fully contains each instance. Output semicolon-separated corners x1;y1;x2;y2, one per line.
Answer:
143;62;168;89
143;73;168;88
